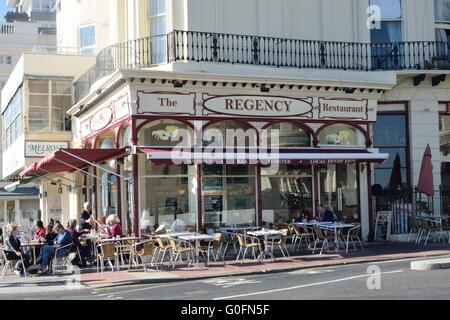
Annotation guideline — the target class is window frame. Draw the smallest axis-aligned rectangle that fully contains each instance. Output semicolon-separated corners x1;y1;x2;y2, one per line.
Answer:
79;24;96;55
27;79;73;133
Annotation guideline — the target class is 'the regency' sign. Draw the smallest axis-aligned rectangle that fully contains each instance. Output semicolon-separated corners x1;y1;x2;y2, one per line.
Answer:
134;92;375;121
25;141;69;157
203;94;313;118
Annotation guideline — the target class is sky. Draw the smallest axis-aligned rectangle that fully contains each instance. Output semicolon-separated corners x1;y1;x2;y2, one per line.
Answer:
0;2;8;22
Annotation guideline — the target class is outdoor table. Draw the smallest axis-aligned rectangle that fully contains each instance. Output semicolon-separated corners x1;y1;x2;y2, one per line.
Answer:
179;234;215;267
156;232;195;239
21;242;44;264
319;223;355;252
220;226;261;236
247;229;282;262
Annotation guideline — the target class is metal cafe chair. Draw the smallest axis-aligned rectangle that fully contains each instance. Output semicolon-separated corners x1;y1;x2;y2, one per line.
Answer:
51;243;75;275
311;226;334;255
344;224;364;254
0;246;27;278
128;240;159;272
96;242;119;274
168;238;195;269
266;229;290;258
235;233;262;264
199;233;225;266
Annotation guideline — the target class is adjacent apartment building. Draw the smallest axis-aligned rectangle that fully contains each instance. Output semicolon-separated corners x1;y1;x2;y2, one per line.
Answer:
9;0;450;241
0;0;56;230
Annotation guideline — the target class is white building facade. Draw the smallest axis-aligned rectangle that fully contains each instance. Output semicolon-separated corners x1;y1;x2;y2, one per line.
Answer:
11;0;450;240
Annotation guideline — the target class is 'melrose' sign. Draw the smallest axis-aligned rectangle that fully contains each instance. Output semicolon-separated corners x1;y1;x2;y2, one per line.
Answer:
25;141;69;157
203;95;313;117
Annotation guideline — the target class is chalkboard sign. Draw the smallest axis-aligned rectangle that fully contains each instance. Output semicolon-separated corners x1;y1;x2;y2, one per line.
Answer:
204;195;223;212
374;211;392;241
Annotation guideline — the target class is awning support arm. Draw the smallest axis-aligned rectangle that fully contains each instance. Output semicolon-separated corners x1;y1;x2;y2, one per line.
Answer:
52;158;124;185
59;149;130;180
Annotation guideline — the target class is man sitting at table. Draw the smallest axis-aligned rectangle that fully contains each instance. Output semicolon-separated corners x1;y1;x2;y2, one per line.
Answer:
36;224;73;274
317;205;336;223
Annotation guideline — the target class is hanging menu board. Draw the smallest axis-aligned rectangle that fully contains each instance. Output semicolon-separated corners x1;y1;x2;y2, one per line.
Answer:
374;211;392;241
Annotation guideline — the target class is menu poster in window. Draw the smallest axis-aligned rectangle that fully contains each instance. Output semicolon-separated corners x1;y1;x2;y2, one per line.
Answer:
204;195;223;213
374;211;392;241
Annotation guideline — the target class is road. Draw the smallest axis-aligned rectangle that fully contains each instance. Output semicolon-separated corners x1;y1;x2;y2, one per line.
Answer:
2;255;450;300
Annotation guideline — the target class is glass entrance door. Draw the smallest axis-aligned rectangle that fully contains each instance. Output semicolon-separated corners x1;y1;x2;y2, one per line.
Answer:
319;164;360;223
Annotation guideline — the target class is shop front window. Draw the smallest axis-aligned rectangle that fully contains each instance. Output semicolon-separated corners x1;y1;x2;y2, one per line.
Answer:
265;122;311;148
202;165;257;229
373;114;409;190
318;124;365;147
261;165;313;224
140;120;193;148
140;162;197;231
319;164;360;223
97;136;118;218
203;121;257;148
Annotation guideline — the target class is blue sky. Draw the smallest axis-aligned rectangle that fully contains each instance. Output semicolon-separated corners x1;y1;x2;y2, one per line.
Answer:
0;2;8;22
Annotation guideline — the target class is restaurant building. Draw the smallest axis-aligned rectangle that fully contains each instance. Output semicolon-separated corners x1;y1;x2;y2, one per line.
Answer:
12;0;450;241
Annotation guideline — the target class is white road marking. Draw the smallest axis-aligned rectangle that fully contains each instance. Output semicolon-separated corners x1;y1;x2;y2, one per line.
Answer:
203;278;262;288
95;282;187;297
213;270;404;300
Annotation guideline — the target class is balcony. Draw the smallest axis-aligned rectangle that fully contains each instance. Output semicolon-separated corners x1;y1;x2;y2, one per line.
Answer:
73;30;450;104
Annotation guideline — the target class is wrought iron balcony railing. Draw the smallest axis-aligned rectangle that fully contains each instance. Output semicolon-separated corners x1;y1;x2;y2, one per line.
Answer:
74;30;450;104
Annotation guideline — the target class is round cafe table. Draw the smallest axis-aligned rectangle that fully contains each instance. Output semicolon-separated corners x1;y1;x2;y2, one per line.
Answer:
21;242;44;264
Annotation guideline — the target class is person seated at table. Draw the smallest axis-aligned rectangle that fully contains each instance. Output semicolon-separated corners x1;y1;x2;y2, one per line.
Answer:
3;224;32;276
171;215;187;232
35;221;46;240
106;214;124;238
317;205;336;223
44;224;58;244
140;210;154;235
66;219;89;267
37;224;73;274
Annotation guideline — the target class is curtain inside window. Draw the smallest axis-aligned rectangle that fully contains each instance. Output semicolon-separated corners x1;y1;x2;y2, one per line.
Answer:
386;22;402;42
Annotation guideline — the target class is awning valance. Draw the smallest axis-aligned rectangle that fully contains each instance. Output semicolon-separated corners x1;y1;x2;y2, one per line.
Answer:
20;148;129;177
137;147;389;165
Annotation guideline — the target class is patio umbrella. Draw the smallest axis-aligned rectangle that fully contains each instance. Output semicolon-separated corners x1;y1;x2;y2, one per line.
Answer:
388;153;402;190
417;144;434;196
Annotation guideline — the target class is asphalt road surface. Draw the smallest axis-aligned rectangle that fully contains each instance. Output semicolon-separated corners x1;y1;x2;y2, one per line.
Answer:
2;255;450;300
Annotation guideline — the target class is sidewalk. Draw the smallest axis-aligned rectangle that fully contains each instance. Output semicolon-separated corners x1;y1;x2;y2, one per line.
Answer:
1;242;449;291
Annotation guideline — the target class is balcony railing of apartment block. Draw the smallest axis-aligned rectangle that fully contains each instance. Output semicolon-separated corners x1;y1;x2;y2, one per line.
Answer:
74;30;450;103
0;23;15;35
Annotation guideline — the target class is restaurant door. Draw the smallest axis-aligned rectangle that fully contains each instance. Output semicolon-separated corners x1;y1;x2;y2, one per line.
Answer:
319;163;360;223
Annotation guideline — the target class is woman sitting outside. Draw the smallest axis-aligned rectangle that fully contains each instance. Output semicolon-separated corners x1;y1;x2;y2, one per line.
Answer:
106;215;124;238
37;224;73;274
44;224;57;244
66;219;90;267
3;224;32;276
35;221;46;240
